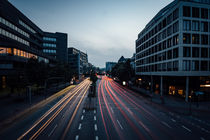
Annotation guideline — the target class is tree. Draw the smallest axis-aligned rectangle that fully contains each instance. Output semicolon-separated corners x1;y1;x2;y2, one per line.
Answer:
111;59;134;82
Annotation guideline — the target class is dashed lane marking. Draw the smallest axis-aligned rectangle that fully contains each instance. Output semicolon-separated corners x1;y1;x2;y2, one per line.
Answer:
75;135;79;140
81;115;84;120
78;123;82;130
117;120;123;130
94;124;98;131
171;119;176;122
200;137;205;140
83;109;85;113
94;110;96;114
94;116;96;121
111;107;114;114
48;124;58;137
182;125;191;132
96;136;99;140
161;121;172;129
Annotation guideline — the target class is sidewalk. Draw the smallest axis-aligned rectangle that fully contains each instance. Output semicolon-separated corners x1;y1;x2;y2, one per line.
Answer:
130;86;210;119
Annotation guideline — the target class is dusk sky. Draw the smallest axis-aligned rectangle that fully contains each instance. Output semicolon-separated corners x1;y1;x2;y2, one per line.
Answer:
9;0;173;68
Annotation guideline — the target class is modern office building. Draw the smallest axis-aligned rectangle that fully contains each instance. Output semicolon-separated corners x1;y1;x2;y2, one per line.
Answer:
106;62;117;73
135;0;210;101
43;32;68;63
67;47;88;78
0;0;67;88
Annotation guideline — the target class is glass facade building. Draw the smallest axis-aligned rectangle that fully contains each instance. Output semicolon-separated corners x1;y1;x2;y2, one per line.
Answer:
135;0;210;101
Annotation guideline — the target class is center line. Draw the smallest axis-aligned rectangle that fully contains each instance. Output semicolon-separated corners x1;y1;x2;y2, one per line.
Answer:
182;125;191;132
95;136;99;140
161;121;172;129
94;116;96;121
78;123;82;130
117;120;123;130
94;110;96;114
94;124;98;131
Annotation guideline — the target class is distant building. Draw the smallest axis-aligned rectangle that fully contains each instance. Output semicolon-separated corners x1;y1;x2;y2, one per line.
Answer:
0;0;67;89
130;53;136;70
106;62;117;73
118;56;129;63
43;32;68;63
135;0;210;101
67;47;88;78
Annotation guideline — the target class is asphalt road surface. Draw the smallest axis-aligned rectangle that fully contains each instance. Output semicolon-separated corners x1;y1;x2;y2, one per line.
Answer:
0;76;210;140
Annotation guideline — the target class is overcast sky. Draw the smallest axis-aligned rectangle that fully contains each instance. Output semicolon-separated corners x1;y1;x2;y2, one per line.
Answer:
9;0;173;68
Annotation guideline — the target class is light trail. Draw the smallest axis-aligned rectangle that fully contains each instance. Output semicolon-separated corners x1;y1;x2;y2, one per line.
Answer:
100;79;124;140
104;80;145;140
98;80;110;140
109;79;174;139
18;79;89;140
61;82;90;139
29;82;90;140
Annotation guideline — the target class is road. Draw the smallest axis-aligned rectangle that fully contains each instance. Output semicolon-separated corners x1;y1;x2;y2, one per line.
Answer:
93;76;210;140
0;76;210;140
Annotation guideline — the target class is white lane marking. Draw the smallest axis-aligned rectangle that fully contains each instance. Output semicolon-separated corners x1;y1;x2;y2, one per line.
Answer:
81;115;84;120
117;120;123;130
200;137;205;140
48;124;58;137
171;119;176;122
75;135;79;140
94;124;98;131
62;114;65;118
161;121;172;129
78;123;82;130
94;116;96;121
94;110;96;114
110;107;114;114
182;125;191;132
96;136;99;140
139;121;151;133
83;109;85;113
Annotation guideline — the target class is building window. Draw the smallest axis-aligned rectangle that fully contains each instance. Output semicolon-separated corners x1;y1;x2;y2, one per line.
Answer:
173;61;178;71
201;8;208;19
167;50;172;59
167;26;173;36
201;35;208;45
173;21;179;33
183;33;191;44
192;7;199;18
183;60;191;71
173;48;179;58
201;61;208;71
201;48;208;58
192;47;199;57
183;47;191;57
192;21;200;31
201;22;208;32
192;61;199;71
173;35;179;46
167;62;173;71
183;6;191;17
183;20;191;31
192;34;199;44
167;14;173;24
173;8;179;20
167;38;172;48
